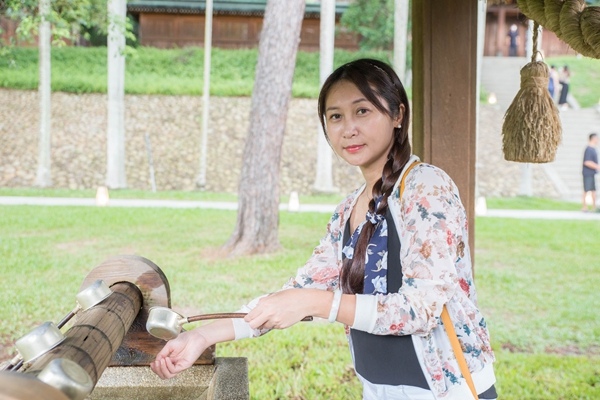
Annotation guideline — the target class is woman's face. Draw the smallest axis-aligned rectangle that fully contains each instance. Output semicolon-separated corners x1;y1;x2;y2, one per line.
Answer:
324;80;403;177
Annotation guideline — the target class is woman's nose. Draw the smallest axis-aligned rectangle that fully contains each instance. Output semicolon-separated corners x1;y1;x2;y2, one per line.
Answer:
342;120;358;138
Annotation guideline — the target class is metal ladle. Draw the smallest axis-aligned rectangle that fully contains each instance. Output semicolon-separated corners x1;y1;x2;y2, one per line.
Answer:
1;321;65;372
37;358;94;400
146;306;313;341
1;280;111;372
57;279;112;329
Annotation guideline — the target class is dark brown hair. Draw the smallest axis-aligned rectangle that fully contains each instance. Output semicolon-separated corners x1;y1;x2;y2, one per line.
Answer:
318;58;412;294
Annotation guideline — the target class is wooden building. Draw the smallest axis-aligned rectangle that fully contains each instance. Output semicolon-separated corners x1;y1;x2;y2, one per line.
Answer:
484;3;577;57
126;0;359;51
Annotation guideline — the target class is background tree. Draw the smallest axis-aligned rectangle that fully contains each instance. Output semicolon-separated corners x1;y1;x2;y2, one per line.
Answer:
341;0;395;50
225;0;306;256
35;0;51;187
106;0;127;189
341;0;412;84
1;0;108;47
393;0;409;82
1;0;125;187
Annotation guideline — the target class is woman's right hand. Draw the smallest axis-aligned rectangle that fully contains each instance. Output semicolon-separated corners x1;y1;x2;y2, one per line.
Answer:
150;329;210;379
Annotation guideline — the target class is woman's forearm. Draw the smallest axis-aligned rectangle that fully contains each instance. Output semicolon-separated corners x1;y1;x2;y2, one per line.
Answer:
193;319;236;346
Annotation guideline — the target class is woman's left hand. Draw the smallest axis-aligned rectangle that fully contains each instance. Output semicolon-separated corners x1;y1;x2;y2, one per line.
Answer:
244;288;323;330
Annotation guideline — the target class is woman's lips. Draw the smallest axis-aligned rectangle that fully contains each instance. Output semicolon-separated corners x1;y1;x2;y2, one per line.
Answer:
344;144;364;154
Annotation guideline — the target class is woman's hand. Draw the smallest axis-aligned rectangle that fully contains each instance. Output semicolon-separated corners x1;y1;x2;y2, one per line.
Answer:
244;289;326;330
150;330;210;379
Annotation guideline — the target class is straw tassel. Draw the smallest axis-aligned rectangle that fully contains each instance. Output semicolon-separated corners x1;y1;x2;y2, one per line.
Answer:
502;22;562;163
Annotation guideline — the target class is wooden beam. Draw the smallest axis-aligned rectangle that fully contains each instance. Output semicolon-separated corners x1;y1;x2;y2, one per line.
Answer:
412;1;478;256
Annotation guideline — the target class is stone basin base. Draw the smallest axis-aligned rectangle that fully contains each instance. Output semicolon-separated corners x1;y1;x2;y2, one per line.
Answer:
88;357;248;400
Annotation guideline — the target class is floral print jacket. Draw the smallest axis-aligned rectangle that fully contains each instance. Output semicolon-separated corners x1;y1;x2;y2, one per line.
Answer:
234;156;496;399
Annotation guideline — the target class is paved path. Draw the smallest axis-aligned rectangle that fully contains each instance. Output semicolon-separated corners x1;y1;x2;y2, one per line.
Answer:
2;196;599;220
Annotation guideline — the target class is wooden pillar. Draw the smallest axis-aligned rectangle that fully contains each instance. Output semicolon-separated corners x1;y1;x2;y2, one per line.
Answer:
412;1;478;256
497;7;507;57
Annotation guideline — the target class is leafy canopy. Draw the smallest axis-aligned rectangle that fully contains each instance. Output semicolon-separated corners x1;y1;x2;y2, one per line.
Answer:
341;0;395;51
1;0;109;45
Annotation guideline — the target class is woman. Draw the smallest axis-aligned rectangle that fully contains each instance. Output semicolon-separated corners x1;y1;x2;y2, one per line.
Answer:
558;65;571;110
151;59;497;400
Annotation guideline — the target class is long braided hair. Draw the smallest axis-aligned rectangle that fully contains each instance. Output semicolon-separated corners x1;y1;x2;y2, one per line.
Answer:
317;58;412;295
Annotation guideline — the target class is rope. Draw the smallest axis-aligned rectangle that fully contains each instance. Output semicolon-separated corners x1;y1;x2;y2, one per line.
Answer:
531;21;539;63
517;0;600;59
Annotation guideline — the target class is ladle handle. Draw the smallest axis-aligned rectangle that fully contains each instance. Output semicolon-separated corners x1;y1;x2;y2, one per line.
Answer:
186;313;313;323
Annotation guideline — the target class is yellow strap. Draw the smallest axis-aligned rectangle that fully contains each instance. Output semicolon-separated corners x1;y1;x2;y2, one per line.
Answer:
399;160;478;399
441;306;478;399
399;160;420;195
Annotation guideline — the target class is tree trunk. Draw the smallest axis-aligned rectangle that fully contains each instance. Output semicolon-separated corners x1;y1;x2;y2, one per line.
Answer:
225;0;305;256
313;0;336;194
35;0;52;187
106;0;127;189
393;0;409;82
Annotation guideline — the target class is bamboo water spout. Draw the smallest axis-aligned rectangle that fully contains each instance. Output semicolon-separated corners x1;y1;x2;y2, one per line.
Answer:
24;282;143;388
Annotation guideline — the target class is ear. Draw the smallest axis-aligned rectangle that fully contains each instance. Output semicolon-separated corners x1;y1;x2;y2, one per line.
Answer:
394;104;406;127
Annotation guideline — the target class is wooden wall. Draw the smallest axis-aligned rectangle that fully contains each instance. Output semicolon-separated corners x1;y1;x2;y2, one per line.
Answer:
484;6;578;58
137;13;359;51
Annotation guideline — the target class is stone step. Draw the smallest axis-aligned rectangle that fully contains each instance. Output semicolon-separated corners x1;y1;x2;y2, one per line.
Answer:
546;108;600;201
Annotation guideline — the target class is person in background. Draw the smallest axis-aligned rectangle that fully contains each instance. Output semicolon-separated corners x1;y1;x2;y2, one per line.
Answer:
582;133;600;212
507;24;519;56
558;65;571;110
548;65;560;102
151;59;497;400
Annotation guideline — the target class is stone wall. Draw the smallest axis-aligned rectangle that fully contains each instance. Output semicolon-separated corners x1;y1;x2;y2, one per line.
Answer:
0;89;559;198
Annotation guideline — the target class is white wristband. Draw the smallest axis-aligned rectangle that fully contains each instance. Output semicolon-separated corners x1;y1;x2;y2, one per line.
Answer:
328;289;343;323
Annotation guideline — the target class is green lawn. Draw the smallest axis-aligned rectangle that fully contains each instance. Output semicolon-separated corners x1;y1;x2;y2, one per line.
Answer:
0;46;391;98
485;196;581;211
0;187;344;205
547;55;600;108
0;204;599;398
1;47;598;106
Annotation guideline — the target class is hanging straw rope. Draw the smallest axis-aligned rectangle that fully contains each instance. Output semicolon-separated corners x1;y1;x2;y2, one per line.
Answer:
516;0;600;59
502;22;562;163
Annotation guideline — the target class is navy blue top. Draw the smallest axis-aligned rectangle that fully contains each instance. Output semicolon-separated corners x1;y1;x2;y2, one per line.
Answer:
583;146;598;177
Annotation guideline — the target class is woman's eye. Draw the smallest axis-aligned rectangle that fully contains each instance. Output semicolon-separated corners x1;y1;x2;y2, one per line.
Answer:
357;108;369;115
329;113;341;121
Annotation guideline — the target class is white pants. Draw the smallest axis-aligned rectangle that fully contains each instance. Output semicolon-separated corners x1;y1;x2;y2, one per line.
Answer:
362;384;436;400
362;383;496;400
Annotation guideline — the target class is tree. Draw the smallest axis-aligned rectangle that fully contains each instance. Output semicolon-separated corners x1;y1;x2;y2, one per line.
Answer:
393;0;409;82
341;0;395;50
1;0;109;47
224;0;306;256
106;0;127;189
313;0;336;194
34;0;52;187
2;0;121;187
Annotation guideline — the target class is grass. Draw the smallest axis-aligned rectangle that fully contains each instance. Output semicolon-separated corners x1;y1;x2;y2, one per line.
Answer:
485;196;580;211
547;55;600;108
0;187;345;205
0;46;392;98
1;46;598;106
0;203;599;398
